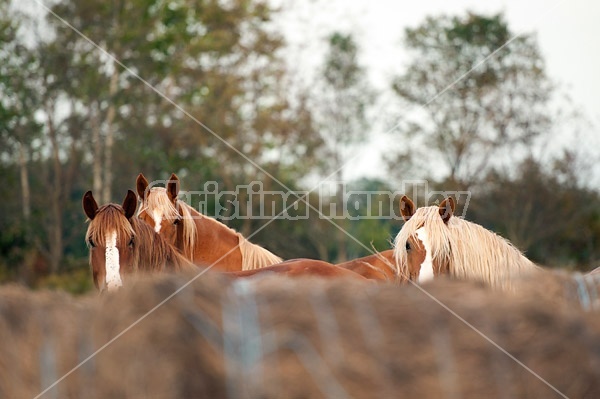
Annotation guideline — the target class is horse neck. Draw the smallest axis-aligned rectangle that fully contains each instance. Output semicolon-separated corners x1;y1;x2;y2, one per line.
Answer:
448;218;538;288
182;204;281;270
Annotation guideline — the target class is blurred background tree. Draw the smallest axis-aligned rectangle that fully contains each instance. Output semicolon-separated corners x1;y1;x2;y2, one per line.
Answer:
0;3;598;293
311;32;374;261
389;13;553;189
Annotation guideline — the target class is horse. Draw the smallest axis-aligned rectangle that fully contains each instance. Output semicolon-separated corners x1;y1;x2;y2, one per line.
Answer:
136;173;282;272
226;258;371;281
393;195;541;290
83;190;197;292
336;250;403;283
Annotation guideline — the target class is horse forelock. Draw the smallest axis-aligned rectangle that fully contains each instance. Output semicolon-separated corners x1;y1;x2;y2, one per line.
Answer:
86;204;135;248
139;187;179;222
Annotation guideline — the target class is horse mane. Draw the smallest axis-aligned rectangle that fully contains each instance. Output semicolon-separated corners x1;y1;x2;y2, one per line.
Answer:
139;187;197;259
394;205;539;290
238;233;283;270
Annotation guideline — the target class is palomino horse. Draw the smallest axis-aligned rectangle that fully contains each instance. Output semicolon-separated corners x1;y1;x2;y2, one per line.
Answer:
393;195;540;290
83;190;197;292
136;173;282;272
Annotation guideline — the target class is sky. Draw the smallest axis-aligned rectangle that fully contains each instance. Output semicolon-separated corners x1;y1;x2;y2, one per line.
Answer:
274;0;600;183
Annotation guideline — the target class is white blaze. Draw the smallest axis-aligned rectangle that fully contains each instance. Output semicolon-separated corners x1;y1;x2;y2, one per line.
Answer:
105;231;123;291
416;227;434;283
152;210;163;233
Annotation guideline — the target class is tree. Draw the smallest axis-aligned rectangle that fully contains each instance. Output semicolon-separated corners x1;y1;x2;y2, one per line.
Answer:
0;5;44;280
469;154;600;270
312;32;374;261
0;6;39;225
389;12;553;187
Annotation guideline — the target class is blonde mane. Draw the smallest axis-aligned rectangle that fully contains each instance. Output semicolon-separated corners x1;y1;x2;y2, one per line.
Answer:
238;233;283;270
139;187;197;259
394;205;539;290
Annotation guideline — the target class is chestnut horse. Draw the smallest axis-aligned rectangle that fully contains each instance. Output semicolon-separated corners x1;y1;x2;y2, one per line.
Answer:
394;195;541;290
136;173;401;280
136;173;282;272
227;258;370;281
83;190;197;292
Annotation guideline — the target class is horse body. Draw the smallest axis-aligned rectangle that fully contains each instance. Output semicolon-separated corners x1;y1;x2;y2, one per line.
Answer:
83;190;197;292
226;258;370;281
336;250;401;282
137;173;282;271
394;195;540;290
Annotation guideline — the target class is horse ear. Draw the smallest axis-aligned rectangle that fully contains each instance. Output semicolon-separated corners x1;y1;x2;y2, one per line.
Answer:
166;173;179;202
136;173;149;200
439;197;455;224
399;195;416;222
122;190;138;220
83;191;99;220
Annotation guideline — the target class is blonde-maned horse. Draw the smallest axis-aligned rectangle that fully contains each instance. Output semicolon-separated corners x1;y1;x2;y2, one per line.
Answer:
136;173;283;272
393;195;541;290
83;190;197;292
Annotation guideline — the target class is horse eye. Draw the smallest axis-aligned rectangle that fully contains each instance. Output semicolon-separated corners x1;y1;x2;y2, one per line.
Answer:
128;237;134;248
88;239;96;248
173;218;181;226
405;242;411;251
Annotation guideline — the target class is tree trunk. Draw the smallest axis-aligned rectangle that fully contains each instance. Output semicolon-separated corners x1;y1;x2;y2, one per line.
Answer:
46;107;63;274
335;165;347;263
17;134;31;222
102;66;119;204
91;101;103;199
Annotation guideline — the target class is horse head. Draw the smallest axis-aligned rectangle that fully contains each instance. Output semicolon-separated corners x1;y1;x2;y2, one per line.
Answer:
396;195;455;283
83;190;138;293
136;173;183;249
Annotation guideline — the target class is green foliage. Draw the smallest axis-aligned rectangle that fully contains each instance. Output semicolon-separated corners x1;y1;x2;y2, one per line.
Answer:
36;266;94;295
0;2;598;288
468;155;600;270
391;11;553;186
